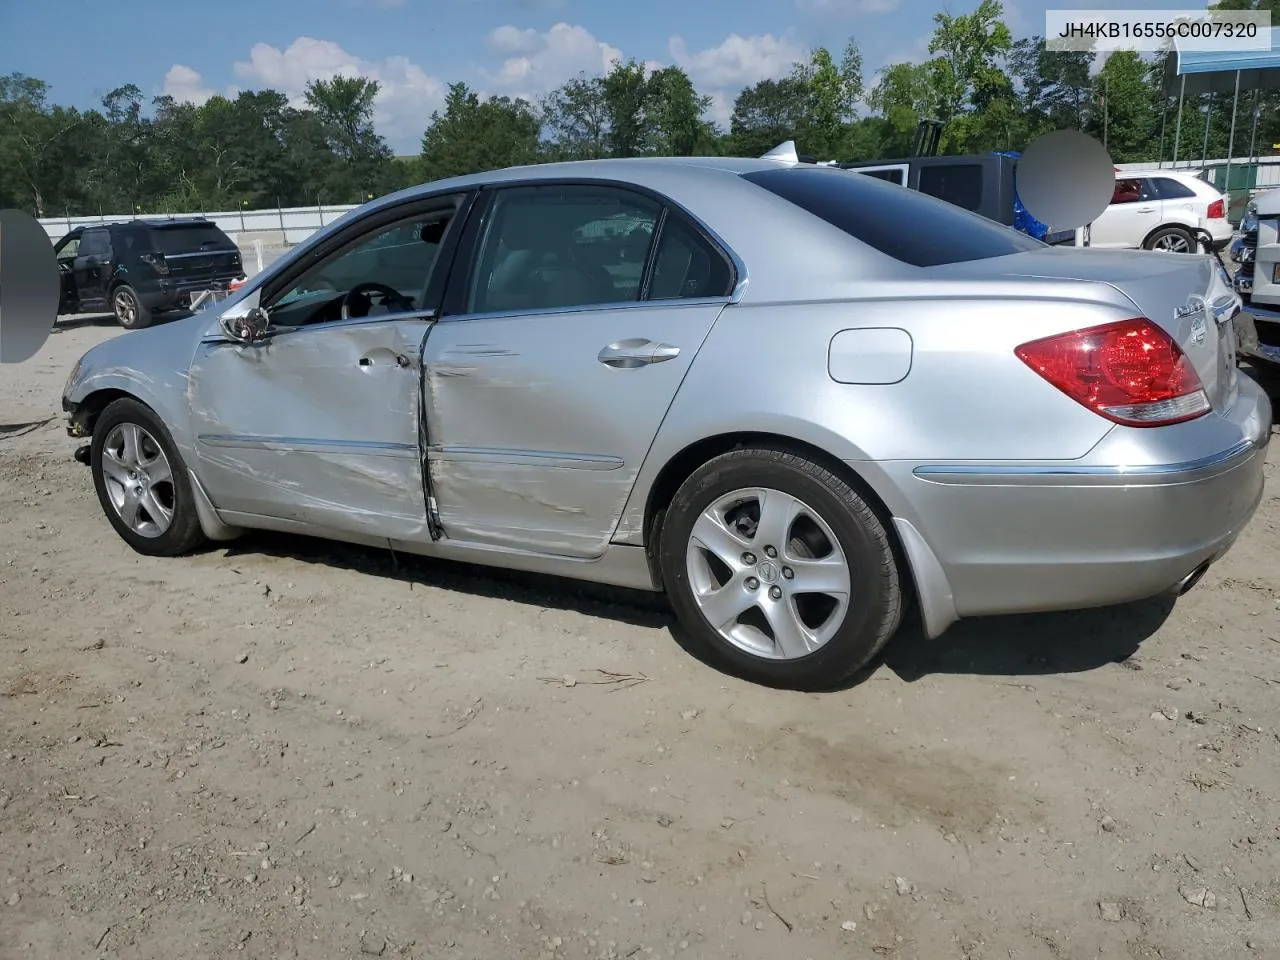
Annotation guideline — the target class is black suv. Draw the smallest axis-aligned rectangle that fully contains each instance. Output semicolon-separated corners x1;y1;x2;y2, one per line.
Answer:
54;218;245;329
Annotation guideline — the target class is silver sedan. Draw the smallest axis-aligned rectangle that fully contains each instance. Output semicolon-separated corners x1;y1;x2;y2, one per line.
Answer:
61;156;1272;689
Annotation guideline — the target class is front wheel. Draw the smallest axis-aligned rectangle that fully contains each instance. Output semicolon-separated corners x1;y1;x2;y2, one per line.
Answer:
90;398;208;556
658;447;903;690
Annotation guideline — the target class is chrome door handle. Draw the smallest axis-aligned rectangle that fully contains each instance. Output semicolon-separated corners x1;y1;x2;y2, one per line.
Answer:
1136;206;1155;212
598;339;680;369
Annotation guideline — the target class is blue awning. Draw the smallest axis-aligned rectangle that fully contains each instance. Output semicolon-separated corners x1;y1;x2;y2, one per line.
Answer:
1163;27;1280;95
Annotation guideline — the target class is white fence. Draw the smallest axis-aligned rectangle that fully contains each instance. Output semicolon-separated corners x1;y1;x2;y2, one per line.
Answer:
37;203;363;247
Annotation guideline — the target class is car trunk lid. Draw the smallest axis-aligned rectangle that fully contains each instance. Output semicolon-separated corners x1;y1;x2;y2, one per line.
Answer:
951;247;1240;412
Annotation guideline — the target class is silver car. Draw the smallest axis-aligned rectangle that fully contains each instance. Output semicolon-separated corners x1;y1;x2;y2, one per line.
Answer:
61;157;1272;689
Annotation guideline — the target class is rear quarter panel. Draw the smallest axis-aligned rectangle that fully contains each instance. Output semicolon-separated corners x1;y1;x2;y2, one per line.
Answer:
614;284;1130;543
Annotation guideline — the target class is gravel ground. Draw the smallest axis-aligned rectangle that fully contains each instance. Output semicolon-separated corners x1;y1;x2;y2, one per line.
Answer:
1;315;1279;960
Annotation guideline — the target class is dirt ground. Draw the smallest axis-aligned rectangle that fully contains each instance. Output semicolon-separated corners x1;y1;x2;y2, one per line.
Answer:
2;313;1279;960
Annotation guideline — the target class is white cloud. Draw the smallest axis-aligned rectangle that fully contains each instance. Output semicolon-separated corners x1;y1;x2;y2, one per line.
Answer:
668;32;808;89
487;25;543;56
161;65;228;106
483;22;625;95
231;37;447;151
795;0;900;14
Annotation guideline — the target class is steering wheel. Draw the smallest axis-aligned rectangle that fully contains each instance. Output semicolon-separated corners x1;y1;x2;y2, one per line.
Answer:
341;281;413;319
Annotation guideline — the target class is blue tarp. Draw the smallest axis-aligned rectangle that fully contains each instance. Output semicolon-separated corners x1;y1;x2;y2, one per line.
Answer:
1163;26;1280;95
992;150;1052;240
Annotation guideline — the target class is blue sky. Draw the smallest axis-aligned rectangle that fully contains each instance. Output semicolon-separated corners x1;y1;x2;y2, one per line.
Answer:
0;0;1210;153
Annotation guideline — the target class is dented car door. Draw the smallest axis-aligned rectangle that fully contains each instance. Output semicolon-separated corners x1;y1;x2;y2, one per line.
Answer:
188;318;434;540
421;182;736;559
186;193;471;541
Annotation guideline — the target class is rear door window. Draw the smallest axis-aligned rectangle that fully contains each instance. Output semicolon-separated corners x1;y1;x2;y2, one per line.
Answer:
741;166;1043;268
1111;178;1141;204
646;215;735;300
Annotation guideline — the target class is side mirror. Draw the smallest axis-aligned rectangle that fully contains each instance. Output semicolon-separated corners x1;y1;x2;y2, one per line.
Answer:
220;306;270;344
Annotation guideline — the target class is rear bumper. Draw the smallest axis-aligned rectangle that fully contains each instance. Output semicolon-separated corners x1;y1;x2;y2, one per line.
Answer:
879;378;1272;635
141;276;245;311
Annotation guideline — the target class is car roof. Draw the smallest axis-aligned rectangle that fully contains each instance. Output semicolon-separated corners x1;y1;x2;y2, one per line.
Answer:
82;217;218;231
1122;169;1204;183
364;155;795;212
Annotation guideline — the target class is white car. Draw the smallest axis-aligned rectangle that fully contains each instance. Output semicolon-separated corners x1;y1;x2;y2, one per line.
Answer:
1088;170;1233;253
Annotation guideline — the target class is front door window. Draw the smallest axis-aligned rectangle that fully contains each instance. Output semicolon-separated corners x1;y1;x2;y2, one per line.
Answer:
267;208;456;327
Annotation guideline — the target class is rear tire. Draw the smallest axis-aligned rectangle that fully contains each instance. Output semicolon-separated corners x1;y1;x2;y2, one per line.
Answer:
1144;225;1196;254
112;284;152;330
90;398;207;557
658;446;903;690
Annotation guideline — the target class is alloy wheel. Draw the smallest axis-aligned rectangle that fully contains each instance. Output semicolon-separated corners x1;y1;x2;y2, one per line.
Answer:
685;487;851;660
100;422;175;538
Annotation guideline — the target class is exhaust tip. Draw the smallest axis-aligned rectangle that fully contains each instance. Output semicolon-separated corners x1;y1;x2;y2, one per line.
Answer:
1175;561;1212;597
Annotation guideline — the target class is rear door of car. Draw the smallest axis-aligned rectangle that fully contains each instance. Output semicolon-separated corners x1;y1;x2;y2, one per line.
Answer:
1090;177;1159;248
420;181;738;559
1149;175;1205;226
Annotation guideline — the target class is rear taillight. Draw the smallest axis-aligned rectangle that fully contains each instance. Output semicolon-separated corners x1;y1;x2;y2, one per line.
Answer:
1207;199;1225;219
140;252;169;275
1015;317;1210;427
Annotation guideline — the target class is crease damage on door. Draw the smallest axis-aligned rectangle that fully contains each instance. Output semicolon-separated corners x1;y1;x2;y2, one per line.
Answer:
190;325;432;532
422;342;637;557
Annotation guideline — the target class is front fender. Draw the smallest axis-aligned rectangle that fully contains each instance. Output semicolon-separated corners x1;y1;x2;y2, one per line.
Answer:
62;317;207;460
66;368;195;458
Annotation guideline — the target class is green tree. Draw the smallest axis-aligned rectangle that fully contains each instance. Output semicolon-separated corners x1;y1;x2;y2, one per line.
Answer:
420;81;541;180
1008;36;1093;137
791;39;865;158
644;66;715;155
600;59;652;157
1086;49;1157;161
303;75;393;201
924;0;1015;150
867;62;938;156
0;73;88;216
541;74;610;160
727;77;808;157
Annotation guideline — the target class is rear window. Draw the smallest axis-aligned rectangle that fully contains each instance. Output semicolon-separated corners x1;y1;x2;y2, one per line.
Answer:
741;166;1043;268
146;223;234;255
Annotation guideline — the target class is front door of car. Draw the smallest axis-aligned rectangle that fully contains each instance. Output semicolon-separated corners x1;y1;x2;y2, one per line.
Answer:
54;232;82;311
1090;177;1159;248
423;183;738;559
73;227;112;309
187;193;472;541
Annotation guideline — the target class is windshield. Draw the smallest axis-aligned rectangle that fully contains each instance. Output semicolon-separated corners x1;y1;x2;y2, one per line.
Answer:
741;166;1045;267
